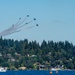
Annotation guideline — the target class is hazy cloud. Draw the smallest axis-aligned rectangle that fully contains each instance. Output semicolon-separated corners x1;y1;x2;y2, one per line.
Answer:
51;20;66;23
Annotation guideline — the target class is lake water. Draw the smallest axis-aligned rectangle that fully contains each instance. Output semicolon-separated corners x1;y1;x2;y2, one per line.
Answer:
0;70;75;75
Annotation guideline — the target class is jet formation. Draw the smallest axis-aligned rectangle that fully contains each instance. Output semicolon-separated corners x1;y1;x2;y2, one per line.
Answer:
0;15;38;37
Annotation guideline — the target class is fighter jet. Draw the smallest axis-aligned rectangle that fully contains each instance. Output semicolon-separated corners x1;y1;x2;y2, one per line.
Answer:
27;15;29;17
36;24;38;26
34;18;36;20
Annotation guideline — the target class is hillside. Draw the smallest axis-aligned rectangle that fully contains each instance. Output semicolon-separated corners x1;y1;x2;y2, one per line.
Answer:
0;37;75;70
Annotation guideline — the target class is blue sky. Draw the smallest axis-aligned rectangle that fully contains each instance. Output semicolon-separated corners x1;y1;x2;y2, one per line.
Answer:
0;0;75;44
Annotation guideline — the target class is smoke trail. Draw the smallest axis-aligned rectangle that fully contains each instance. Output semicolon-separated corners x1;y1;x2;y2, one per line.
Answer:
7;16;29;33
14;18;21;26
0;25;15;36
14;15;29;27
14;19;35;30
0;15;38;37
26;26;35;30
2;30;21;36
8;18;36;33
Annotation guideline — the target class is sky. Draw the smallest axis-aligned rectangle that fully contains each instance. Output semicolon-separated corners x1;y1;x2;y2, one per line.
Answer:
0;0;75;44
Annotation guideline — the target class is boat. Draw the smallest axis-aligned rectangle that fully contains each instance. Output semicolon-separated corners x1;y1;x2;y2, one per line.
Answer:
0;67;7;72
51;68;61;71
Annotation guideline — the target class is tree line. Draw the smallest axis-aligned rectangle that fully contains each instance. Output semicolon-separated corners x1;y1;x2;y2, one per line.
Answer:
0;37;75;70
